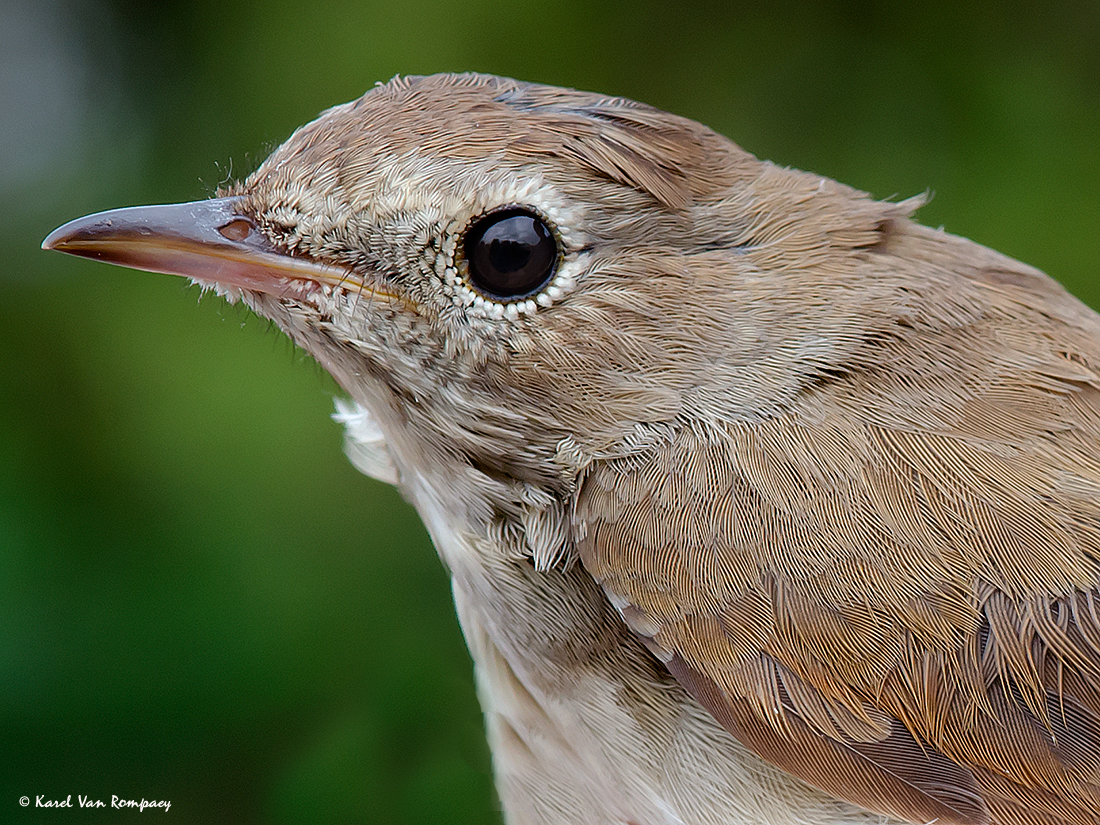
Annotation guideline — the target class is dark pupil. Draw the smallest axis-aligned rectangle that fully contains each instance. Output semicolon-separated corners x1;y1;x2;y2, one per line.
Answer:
466;210;557;299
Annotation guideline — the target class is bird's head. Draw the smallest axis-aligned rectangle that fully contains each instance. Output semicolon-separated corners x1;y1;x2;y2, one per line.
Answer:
44;73;916;495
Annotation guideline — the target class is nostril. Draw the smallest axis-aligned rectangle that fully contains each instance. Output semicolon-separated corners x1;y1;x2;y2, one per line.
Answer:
218;217;254;241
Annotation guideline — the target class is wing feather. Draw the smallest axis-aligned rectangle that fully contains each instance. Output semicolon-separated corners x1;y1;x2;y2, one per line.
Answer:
576;366;1100;823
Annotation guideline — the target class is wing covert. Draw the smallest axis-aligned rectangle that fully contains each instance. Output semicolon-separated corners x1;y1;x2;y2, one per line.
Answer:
576;410;1100;825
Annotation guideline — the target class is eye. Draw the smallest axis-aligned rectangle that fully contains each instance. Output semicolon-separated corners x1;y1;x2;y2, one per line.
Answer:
463;208;558;300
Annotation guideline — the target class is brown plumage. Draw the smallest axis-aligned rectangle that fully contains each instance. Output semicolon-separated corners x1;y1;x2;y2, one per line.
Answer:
45;73;1100;824
577;205;1100;824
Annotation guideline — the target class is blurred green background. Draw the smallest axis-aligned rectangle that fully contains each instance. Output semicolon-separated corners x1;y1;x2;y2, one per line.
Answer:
2;0;1098;822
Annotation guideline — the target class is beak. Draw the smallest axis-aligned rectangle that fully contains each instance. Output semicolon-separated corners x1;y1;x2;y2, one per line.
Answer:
42;197;360;299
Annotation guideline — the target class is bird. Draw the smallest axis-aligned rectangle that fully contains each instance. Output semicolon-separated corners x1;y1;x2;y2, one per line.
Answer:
44;73;1100;825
